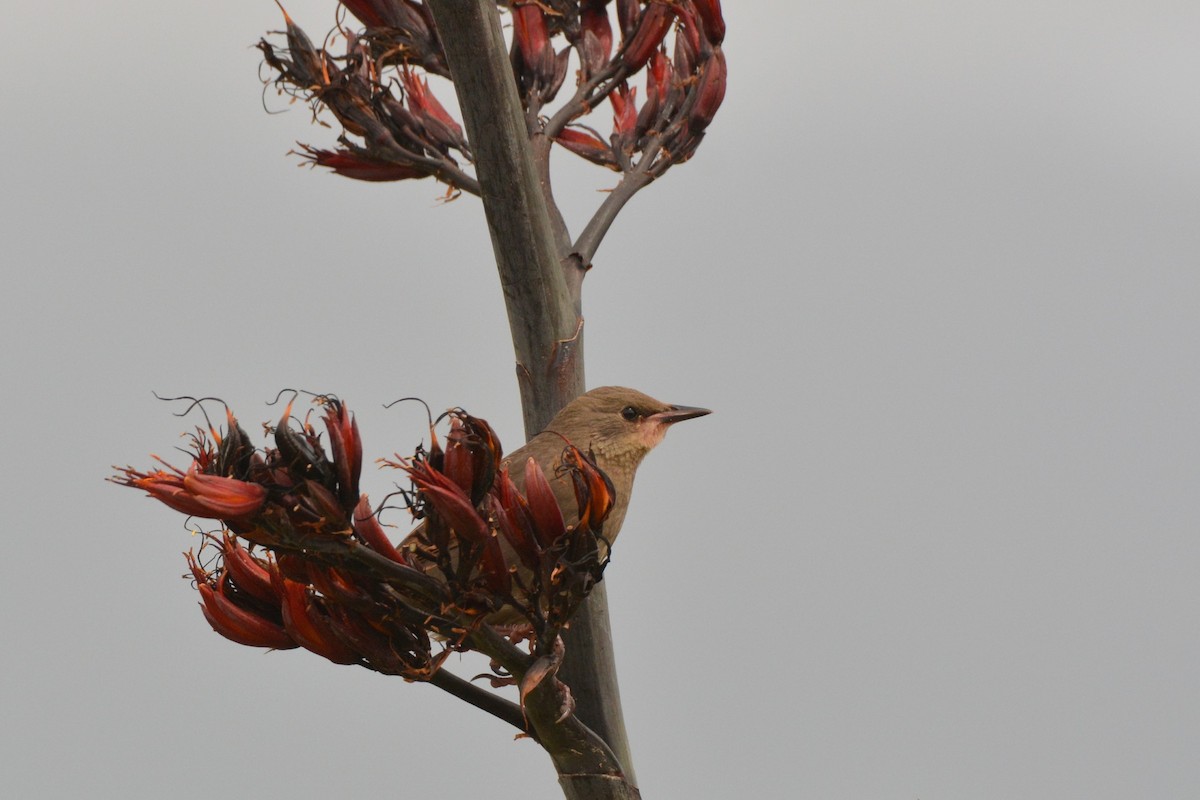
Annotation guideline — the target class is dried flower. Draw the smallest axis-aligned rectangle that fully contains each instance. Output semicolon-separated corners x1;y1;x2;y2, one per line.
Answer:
116;396;615;679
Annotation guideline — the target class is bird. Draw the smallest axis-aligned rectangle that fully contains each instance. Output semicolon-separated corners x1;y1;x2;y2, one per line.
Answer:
495;386;711;545
400;386;710;616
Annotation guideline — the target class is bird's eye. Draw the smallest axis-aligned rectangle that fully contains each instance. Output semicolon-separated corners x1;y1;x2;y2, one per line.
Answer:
620;405;639;421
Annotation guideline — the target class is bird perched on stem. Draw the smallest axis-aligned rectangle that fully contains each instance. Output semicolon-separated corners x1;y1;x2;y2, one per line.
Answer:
501;386;710;545
400;386;709;617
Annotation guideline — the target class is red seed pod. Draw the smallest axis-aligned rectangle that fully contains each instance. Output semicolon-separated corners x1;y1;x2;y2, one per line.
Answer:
691;0;725;44
674;4;703;65
125;465;267;522
490;470;541;569
476;531;511;596
326;605;430;677
636;48;672;134
554;127;618;169
402;72;465;149
300;147;425;182
462;414;502;505
180;470;268;520
512;3;554;85
408;461;491;544
274;552;311;584
616;0;640;39
579;0;613;75
621;3;676;72
523;457;566;548
380;96;424;143
562;446;615;533
426;483;490;543
542;47;571;103
322;399;362;511
273;400;335;488
295;479;347;529
214;408;256;480
189;551;297;651
221;534;280;607
578;30;607;79
610;84;639;137
673;10;697;76
442;418;475;497
306;564;371;606
352;495;408;563
688;47;727;132
279;578;361;664
341;0;388;27
197;584;297;650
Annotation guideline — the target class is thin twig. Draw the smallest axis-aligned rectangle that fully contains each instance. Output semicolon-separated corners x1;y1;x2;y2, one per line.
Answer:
573;171;653;266
544;59;629;140
429;670;533;736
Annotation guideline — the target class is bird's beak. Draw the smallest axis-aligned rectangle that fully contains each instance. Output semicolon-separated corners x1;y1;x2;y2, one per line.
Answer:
652;404;712;425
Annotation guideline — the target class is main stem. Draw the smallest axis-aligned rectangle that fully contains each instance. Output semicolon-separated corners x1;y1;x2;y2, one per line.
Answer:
424;2;637;795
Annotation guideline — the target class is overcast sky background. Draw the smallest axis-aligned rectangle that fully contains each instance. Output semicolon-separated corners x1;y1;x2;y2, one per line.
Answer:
3;2;1198;798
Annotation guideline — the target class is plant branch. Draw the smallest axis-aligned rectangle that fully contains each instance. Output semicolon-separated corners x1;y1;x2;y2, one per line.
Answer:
574;171;653;267
423;3;640;796
425;0;585;432
544;60;630;140
428;669;531;735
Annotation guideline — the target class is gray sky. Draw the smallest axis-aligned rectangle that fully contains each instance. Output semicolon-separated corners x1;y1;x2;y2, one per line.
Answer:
4;2;1199;798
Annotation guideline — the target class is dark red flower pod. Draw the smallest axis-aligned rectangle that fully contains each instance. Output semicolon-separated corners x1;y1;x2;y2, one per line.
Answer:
579;0;613;75
688;48;727;132
610;84;639;137
523;457;566;548
352;495;408;563
221;534;281;607
490;471;541;570
512;2;555;87
302;147;427;181
621;3;676;72
555;128;618;169
442;418;476;498
341;0;388;28
636;49;673;134
322;399;362;511
126;466;267;522
691;0;726;45
189;552;297;650
616;0;640;39
279;578;361;664
561;446;615;533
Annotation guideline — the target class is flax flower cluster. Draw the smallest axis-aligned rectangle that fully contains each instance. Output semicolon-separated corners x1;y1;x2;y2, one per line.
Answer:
113;397;614;683
259;0;727;189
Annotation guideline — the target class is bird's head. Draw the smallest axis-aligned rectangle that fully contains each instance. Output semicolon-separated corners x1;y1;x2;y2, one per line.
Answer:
545;386;711;473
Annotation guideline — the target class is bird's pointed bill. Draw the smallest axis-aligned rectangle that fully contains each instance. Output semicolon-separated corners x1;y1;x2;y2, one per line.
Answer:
652;404;712;425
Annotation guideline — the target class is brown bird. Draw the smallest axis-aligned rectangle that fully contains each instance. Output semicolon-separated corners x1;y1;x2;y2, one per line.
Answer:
497;386;711;545
401;386;709;605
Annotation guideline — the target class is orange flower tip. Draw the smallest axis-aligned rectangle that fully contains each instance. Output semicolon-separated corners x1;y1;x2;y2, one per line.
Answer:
273;0;293;25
